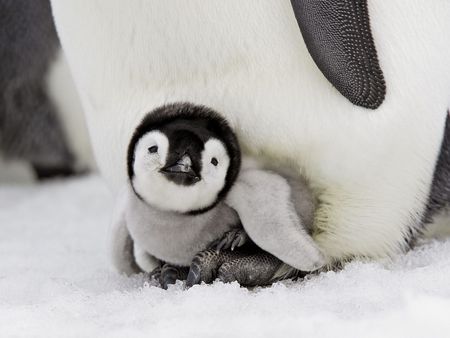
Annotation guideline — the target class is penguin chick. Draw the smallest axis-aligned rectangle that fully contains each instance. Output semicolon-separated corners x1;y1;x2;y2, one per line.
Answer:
112;103;245;288
111;103;325;288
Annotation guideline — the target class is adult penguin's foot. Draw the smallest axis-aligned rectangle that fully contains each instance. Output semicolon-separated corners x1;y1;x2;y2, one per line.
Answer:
186;249;244;287
186;247;293;287
217;253;284;286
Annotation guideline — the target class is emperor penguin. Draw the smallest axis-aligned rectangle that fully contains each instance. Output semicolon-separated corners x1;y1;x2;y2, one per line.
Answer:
51;1;450;265
0;0;94;180
111;103;324;288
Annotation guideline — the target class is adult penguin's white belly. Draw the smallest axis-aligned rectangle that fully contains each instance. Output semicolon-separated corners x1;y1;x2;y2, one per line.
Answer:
51;0;450;261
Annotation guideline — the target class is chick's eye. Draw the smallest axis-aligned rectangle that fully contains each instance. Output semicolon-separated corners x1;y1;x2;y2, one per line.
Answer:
211;157;218;166
148;146;158;154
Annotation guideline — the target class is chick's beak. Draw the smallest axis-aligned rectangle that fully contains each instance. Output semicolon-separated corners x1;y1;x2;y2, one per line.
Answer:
161;154;200;181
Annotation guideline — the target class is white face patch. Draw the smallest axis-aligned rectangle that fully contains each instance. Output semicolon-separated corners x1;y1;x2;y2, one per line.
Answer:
132;133;231;213
200;138;230;193
133;131;169;177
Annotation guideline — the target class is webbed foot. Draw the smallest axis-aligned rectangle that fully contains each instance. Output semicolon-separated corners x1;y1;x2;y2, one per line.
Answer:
150;263;189;289
217;253;283;286
186;249;243;287
149;265;161;282
186;247;294;287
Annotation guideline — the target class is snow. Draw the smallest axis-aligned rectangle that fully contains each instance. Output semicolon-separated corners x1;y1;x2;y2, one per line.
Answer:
1;176;450;337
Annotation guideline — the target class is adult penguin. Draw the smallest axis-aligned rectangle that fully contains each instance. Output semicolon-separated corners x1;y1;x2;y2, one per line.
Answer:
0;0;94;180
51;0;450;266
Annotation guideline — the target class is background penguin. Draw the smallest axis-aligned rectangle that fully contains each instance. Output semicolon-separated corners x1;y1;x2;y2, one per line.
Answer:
111;103;324;288
52;1;450;266
0;0;94;181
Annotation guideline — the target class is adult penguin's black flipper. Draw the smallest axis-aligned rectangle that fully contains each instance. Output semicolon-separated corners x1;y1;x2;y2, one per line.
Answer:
290;0;386;109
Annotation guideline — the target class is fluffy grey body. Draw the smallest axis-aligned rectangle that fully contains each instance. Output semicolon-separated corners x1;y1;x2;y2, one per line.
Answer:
125;187;240;267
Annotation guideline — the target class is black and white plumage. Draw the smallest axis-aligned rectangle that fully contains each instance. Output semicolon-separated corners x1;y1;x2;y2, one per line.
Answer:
111;103;325;288
53;0;450;272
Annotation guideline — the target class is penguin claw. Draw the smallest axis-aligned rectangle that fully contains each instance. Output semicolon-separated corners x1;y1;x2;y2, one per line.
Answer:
149;265;162;282
208;238;221;250
186;258;201;288
186;249;244;288
186;250;220;288
155;264;188;289
231;233;247;251
211;229;248;252
215;237;229;252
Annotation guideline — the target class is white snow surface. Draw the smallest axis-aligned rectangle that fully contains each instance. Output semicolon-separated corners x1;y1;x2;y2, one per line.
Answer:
1;176;450;338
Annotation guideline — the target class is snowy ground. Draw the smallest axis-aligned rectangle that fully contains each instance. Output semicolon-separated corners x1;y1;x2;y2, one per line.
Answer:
2;176;450;337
